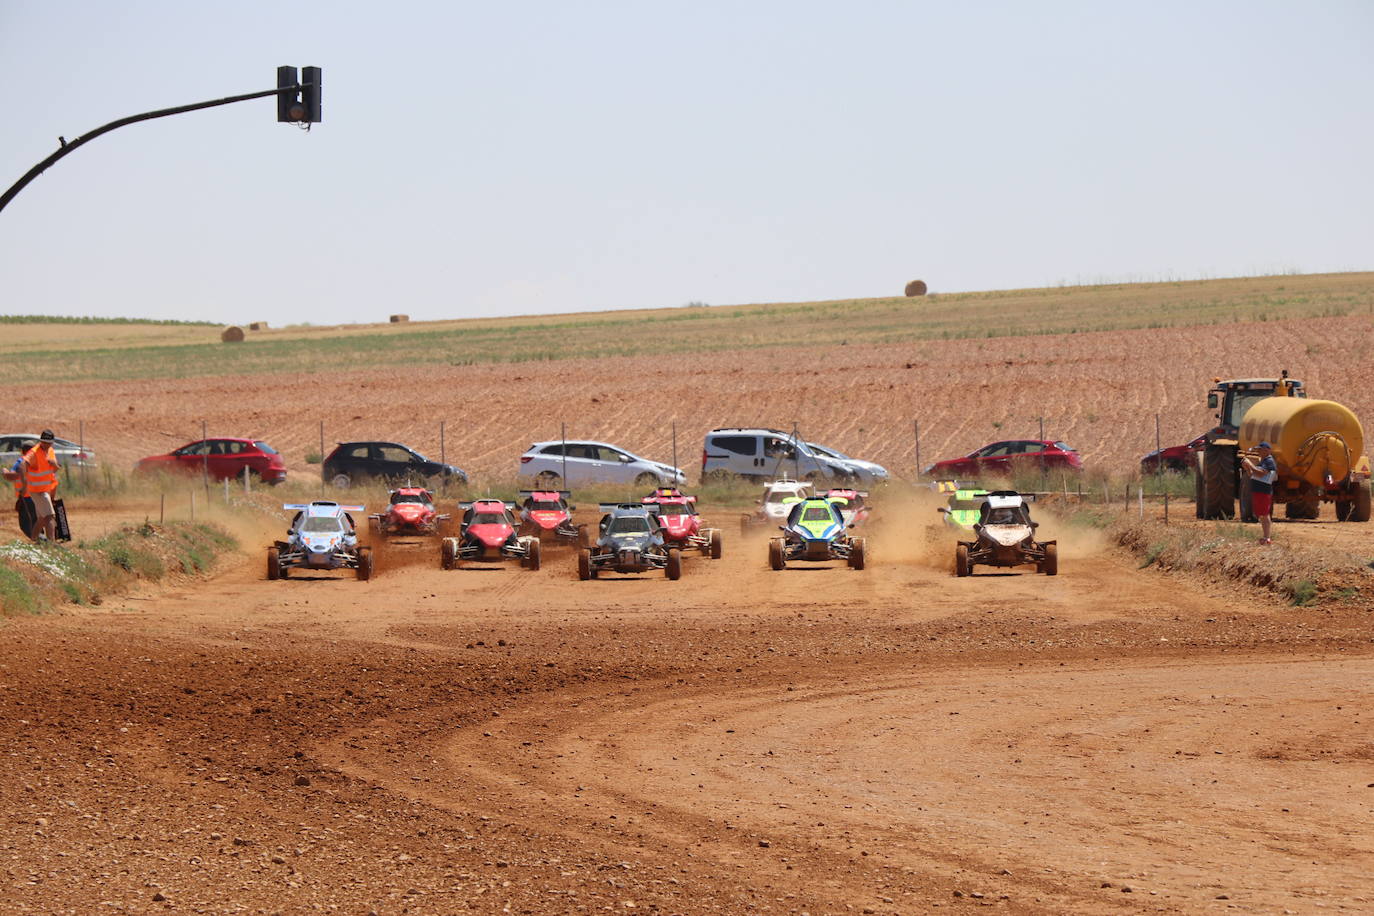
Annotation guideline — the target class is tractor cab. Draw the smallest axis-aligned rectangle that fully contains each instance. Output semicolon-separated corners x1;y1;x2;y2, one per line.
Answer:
1207;373;1305;441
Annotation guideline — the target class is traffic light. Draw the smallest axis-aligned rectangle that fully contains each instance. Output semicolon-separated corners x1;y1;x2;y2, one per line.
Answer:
301;66;322;123
277;65;322;123
277;66;302;123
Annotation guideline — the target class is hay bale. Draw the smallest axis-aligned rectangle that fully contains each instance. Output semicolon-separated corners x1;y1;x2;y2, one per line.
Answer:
904;280;928;297
221;326;245;343
248;321;269;331
389;314;410;323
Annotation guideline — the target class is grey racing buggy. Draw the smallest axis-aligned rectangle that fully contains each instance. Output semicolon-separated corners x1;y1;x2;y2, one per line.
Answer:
268;501;374;580
577;503;683;580
953;491;1056;577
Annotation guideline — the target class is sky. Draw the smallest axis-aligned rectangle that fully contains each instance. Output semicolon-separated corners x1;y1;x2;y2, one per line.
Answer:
1;1;1371;324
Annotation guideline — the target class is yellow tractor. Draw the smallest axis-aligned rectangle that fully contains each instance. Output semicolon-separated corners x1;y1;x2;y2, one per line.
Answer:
1195;372;1371;521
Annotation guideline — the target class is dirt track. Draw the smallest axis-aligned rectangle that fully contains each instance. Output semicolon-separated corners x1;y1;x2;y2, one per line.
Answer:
2;505;1371;914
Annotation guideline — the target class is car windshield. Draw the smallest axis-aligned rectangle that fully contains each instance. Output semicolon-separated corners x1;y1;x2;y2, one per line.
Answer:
766;490;796;504
471;512;507;526
1052;441;1075;452
656;502;695;515
253;441;277;454
302;516;343;533
530;500;564;512
985;507;1022;525
392;493;427;504
801;506;834;523
810;444;850;460
609;516;652;535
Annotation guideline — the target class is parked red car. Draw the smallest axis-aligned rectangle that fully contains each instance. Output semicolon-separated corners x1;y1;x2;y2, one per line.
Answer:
1140;434;1206;474
923;440;1082;478
135;438;287;483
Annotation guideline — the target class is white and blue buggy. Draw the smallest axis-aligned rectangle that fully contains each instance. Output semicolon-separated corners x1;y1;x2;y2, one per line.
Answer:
268;500;374;580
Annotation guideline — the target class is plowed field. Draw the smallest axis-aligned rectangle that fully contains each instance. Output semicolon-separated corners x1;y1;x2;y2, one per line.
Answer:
10;313;1374;483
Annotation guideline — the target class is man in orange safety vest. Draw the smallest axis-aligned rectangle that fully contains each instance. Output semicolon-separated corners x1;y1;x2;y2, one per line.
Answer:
15;430;60;542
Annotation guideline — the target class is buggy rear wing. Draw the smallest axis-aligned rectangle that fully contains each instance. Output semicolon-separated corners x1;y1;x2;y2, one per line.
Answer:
284;503;365;512
599;503;653;512
460;501;518;511
519;489;572;500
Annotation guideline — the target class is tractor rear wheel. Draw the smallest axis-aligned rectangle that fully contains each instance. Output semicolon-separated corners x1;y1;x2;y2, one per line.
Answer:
666;548;682;580
768;538;785;570
1352;483;1372;522
848;538;866;570
1200;444;1237;519
955;544;970;578
1194;467;1205;519
267;548;281;581
1284;496;1320;519
526;538;541;571
1041;543;1058;576
441;538;457;570
708;528;723;559
577;548;593;581
356;549;373;581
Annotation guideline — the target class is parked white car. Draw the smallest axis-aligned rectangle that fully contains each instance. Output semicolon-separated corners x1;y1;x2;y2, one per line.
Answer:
0;433;98;469
806;442;888;486
518;441;686;489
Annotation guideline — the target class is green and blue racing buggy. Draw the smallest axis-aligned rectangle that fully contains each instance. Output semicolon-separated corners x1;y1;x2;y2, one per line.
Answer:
767;495;866;570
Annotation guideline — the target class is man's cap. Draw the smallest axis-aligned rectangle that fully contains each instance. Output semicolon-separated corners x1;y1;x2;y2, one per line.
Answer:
39;429;55;441
1257;441;1271;449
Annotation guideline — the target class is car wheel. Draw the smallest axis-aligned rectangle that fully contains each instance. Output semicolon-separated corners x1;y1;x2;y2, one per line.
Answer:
535;471;562;488
1042;543;1058;576
708;528;722;560
577;548;592;581
331;473;351;489
267;548;281;581
768;538;785;570
665;548;682;580
441;538;458;570
848;538;866;570
356;548;373;581
526;538;541;571
955;544;970;577
635;472;658;488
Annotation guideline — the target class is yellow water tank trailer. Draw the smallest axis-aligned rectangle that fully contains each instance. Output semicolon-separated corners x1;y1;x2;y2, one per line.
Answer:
1239;397;1366;490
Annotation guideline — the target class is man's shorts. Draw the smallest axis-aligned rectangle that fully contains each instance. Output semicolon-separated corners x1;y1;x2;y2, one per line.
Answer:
1250;492;1273;517
30;490;54;521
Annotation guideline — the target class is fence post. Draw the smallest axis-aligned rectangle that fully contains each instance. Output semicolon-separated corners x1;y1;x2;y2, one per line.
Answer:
159;492;165;525
224;476;230;503
914;420;920;480
202;419;209;500
319;420;326;498
190;489;195;522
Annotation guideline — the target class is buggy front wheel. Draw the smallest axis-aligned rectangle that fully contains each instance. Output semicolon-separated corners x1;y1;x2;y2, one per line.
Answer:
955;544;971;577
267;547;281;581
1041;543;1058;576
526;538;541;571
441;538;458;570
356;548;374;581
577;547;593;581
665;548;682;580
768;538;785;570
848;537;866;570
707;528;723;560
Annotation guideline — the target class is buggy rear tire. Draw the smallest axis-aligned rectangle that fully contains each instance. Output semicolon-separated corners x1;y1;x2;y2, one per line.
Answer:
1042;543;1058;576
848;537;866;570
955;544;970;578
441;538;458;570
577;547;592;581
768;538;785;570
267;547;281;581
666;548;682;580
526;538;541;571
708;528;722;559
356;548;373;581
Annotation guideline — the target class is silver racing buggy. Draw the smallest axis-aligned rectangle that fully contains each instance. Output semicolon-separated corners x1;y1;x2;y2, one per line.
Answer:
954;491;1057;577
269;501;374;580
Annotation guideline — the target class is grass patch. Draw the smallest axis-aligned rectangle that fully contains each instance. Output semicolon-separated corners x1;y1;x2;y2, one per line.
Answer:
1288;579;1319;606
0;521;238;616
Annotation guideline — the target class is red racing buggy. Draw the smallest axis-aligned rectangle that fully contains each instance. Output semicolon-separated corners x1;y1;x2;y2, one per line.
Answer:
440;498;541;570
518;490;585;544
368;487;449;537
821;488;872;528
642;487;723;559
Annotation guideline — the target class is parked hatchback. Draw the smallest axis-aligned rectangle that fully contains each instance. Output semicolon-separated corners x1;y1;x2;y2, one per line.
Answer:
135;438;286;483
0;433;98;469
322;441;466;489
519;440;685;488
1140;434;1206;474
923;439;1082;478
702;428;855;482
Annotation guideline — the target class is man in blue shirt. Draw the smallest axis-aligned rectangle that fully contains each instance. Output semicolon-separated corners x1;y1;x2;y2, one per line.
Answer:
1242;441;1278;545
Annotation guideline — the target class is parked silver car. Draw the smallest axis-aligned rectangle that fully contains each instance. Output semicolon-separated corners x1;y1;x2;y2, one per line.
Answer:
701;428;854;483
519;441;686;488
0;433;98;469
806;442;889;486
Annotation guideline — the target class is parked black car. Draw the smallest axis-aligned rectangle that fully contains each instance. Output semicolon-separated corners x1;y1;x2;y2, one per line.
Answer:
322;441;467;489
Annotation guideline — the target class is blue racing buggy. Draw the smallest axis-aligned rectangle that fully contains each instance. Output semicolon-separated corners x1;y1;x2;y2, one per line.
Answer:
268;500;374;580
